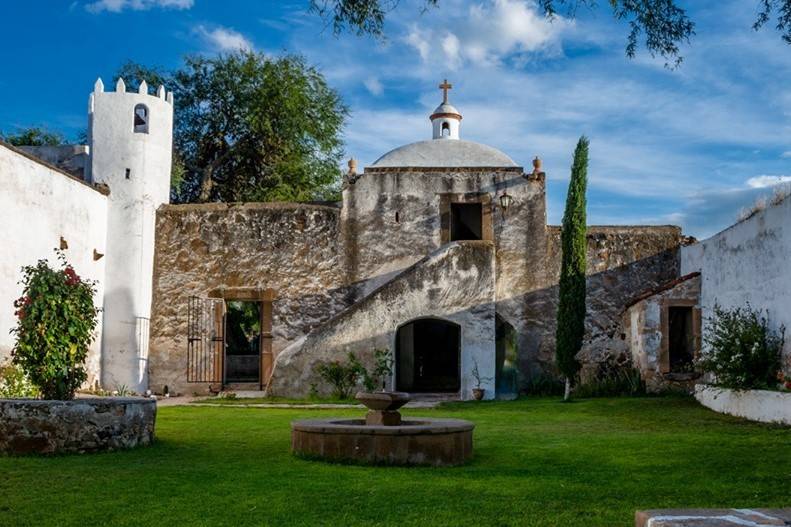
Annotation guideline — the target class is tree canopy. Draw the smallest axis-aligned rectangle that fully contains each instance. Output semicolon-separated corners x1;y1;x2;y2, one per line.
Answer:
116;51;348;203
312;0;791;67
1;127;67;147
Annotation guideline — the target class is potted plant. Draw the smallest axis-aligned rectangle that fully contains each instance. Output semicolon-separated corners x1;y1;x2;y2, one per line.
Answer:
471;359;492;400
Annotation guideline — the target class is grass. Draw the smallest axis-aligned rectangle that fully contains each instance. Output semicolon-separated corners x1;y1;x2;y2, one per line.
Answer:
1;397;789;526
192;395;361;405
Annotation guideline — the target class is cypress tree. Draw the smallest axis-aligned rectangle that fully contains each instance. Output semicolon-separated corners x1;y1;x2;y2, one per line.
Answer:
556;136;589;401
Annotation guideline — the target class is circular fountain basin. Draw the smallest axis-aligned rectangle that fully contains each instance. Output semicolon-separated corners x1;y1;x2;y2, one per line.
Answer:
291;417;474;466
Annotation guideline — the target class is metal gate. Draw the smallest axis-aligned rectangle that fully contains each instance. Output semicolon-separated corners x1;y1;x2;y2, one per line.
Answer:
187;296;225;383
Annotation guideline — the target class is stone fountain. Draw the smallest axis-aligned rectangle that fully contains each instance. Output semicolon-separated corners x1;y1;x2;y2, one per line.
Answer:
291;391;474;466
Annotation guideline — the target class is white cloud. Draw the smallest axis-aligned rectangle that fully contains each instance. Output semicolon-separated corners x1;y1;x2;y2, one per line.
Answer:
745;175;791;188
405;0;571;68
781;151;791;158
195;25;254;52
85;0;192;13
363;77;383;96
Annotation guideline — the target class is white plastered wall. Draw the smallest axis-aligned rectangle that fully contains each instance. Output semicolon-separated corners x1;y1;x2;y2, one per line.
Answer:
0;144;108;385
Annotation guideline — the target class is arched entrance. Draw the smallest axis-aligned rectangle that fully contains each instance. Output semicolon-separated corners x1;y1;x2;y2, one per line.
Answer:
395;318;460;393
495;314;518;399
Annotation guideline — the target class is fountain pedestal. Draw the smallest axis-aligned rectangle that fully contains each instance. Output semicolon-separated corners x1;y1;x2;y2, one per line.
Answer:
290;391;474;466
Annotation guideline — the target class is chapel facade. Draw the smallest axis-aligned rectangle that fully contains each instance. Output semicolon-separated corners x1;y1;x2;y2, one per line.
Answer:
1;78;692;400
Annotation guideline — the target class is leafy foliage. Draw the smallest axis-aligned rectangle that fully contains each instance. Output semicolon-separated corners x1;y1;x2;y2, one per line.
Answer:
310;0;438;37
314;0;791;67
10;250;99;400
523;372;566;396
360;348;394;391
0;361;40;399
314;352;367;399
555;136;588;395
755;0;791;44
697;304;785;390
2;127;67;147
116;51;348;204
574;356;645;398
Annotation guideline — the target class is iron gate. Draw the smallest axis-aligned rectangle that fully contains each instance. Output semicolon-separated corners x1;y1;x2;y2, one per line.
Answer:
187;296;225;383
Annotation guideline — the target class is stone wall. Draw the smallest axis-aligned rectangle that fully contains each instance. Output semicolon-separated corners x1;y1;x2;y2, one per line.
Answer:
623;273;701;392
269;241;496;399
524;226;684;380
682;195;791;372
148;203;350;395
0;398;156;455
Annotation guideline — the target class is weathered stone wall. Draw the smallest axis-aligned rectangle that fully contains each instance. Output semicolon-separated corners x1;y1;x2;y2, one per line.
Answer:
681;195;791;373
148;203;350;395
0;398;156;455
524;226;684;380
269;241;496;399
623;274;701;392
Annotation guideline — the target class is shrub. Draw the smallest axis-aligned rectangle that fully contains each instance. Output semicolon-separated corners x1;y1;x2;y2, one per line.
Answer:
574;357;645;398
0;361;40;399
10;250;99;400
697;304;784;390
314;352;366;399
523;372;565;396
361;348;393;392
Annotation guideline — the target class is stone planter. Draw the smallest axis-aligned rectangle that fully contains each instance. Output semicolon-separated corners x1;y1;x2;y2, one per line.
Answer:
694;384;791;426
0;397;157;455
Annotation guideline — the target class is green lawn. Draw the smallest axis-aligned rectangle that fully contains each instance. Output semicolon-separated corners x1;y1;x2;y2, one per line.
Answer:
1;397;789;526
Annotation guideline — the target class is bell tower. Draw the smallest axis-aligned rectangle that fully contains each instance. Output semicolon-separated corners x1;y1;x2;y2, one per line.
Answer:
430;79;462;140
88;77;173;393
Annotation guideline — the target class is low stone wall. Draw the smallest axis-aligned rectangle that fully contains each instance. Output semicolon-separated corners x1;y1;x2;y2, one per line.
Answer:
695;385;791;425
0;397;156;455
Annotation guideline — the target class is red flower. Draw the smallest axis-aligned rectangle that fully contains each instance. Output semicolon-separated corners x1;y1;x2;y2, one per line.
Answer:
64;266;80;286
785;380;791;391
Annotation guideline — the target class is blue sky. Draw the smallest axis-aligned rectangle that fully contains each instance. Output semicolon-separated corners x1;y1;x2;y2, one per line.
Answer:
2;0;790;239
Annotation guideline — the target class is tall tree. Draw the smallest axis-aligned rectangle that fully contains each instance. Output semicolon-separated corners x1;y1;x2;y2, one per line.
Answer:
116;51;348;203
555;136;589;401
313;0;791;67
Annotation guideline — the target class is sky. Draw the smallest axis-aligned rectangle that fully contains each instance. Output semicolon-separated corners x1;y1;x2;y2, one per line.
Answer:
1;0;790;239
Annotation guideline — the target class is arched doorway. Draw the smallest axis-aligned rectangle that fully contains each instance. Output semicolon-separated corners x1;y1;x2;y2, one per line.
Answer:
495;314;518;399
396;318;460;393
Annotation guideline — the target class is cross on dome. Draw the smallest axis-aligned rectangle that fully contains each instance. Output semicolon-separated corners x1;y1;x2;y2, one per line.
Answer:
439;79;452;103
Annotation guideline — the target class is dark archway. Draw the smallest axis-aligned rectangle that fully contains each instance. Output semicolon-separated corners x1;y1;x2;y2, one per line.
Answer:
495;314;518;399
396;318;460;393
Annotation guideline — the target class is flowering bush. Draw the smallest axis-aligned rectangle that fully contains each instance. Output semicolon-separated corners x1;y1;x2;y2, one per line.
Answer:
10;250;99;400
0;361;40;399
697;304;784;391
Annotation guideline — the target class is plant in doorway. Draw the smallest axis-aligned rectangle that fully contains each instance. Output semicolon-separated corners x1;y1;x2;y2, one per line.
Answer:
361;348;394;392
471;359;492;400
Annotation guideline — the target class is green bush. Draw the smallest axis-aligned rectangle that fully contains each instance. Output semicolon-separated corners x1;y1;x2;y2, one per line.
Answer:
0;362;40;399
10;250;99;400
314;352;366;399
574;357;645;398
697;304;784;390
523;372;565;396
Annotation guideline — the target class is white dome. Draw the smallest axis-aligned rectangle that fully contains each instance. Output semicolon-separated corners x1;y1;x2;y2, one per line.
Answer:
371;139;517;168
431;102;461;118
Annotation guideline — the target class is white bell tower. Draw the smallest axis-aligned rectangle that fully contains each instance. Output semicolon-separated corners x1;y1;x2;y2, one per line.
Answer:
88;77;173;393
430;79;462;140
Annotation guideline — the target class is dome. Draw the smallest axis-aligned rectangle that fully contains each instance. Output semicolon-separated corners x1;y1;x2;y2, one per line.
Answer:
371;139;518;168
430;102;462;120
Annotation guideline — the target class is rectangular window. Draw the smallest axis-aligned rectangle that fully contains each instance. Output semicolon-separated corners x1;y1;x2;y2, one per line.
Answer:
450;202;483;241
